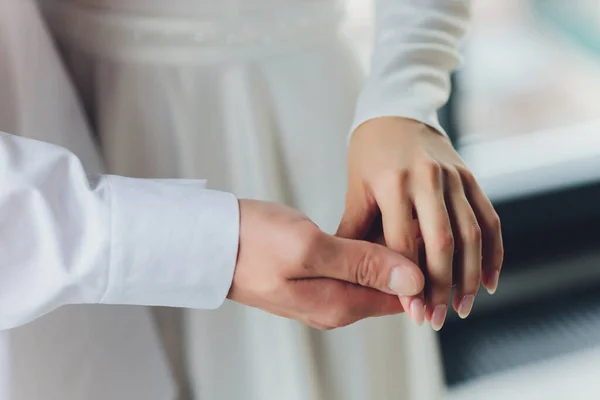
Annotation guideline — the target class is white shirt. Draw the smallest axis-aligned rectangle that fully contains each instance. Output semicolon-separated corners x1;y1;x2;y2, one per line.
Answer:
0;0;468;330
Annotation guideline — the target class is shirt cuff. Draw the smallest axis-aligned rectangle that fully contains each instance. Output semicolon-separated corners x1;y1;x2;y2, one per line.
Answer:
100;176;239;310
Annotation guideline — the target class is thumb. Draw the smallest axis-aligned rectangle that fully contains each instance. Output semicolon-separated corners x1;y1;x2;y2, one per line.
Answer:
313;235;425;297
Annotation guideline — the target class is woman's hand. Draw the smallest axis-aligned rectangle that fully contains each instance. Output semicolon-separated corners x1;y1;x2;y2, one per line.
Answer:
337;117;504;330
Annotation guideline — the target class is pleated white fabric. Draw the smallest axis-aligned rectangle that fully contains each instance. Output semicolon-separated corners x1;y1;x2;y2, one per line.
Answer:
2;0;445;399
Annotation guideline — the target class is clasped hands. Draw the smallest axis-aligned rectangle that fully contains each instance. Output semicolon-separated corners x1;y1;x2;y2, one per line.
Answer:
228;117;504;331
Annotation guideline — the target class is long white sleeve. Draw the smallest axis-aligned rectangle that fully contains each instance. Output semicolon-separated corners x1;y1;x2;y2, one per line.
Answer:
352;0;471;135
0;132;239;330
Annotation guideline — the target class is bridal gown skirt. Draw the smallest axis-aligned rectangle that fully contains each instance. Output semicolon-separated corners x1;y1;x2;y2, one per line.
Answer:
1;1;444;399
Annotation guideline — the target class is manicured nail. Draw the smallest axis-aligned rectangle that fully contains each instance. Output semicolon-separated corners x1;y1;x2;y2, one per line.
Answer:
457;295;475;319
431;304;447;332
410;298;425;326
388;267;419;296
487;271;500;295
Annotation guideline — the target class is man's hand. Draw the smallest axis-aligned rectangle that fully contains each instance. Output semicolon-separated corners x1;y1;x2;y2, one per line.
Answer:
337;117;504;331
227;200;425;330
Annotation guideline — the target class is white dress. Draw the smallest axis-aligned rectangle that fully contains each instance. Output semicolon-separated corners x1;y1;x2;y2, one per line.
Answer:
1;0;467;399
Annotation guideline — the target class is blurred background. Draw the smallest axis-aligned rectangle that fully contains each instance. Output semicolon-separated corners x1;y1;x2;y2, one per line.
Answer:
346;0;600;398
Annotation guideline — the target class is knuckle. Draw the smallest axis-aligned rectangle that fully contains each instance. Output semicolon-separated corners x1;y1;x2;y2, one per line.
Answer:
445;170;464;195
434;229;455;253
419;160;442;188
427;265;453;292
489;212;502;232
396;234;416;254
305;225;324;247
298;225;325;259
457;166;477;186
462;222;482;245
355;248;383;288
446;168;463;187
394;169;411;189
494;246;505;266
422;159;441;173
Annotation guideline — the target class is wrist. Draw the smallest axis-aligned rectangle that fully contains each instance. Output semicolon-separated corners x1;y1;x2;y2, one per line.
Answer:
350;117;431;148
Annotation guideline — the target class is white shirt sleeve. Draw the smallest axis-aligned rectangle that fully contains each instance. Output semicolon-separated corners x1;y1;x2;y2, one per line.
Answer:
0;131;239;330
351;0;471;136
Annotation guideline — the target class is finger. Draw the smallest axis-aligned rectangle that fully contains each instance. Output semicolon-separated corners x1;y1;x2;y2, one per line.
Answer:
292;278;405;329
303;236;425;297
445;171;482;319
375;175;418;261
460;169;504;294
413;162;454;331
375;183;425;325
366;218;420;244
336;183;378;240
399;295;425;327
400;231;427;326
407;222;425;326
369;228;425;326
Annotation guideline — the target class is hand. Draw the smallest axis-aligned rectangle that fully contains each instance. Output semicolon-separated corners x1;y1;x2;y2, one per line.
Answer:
228;199;425;330
337;117;504;330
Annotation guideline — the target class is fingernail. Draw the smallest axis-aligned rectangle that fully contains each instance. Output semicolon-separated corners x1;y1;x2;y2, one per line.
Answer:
457;295;475;319
487;271;500;295
410;298;425;326
389;267;419;296
431;304;447;332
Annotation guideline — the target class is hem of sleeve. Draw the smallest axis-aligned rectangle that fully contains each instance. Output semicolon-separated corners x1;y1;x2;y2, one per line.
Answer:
349;105;447;144
101;176;239;310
